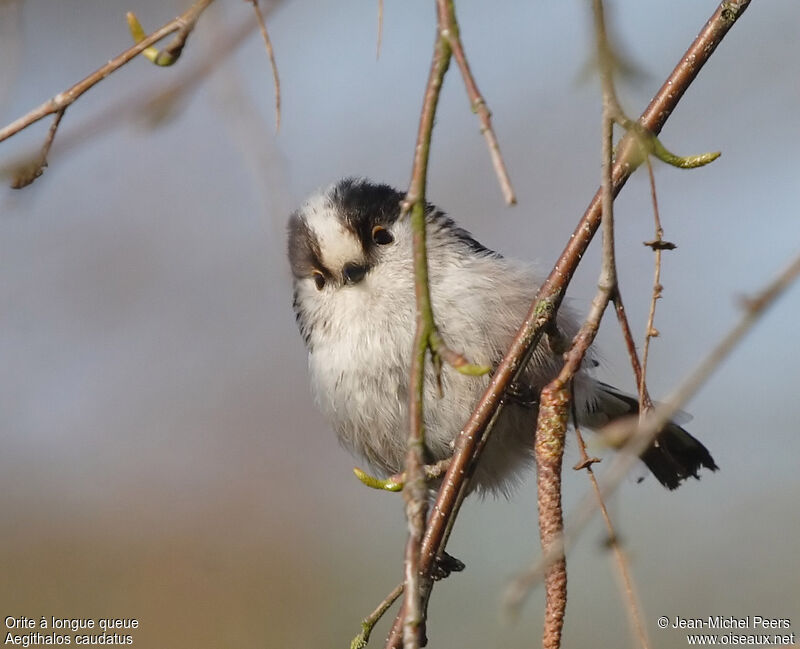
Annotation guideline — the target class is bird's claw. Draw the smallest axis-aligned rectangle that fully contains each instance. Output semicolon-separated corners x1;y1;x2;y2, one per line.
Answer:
502;381;539;408
431;551;466;581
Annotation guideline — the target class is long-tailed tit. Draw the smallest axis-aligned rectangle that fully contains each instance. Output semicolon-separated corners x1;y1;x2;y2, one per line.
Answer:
287;178;717;494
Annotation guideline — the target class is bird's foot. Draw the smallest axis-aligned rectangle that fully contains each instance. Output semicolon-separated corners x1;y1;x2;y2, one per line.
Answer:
431;551;465;581
502;381;539;408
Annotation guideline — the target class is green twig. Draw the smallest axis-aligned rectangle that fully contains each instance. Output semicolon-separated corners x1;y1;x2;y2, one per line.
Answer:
354;459;452;493
353;468;403;492
350;582;403;649
649;135;720;168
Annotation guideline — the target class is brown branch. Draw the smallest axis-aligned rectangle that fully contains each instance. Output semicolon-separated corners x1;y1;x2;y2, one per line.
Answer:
376;0;384;60
533;384;570;649
403;226;431;649
385;1;751;646
247;0;281;133
593;0;656;412
398;25;453;649
612;291;654;411
10;108;64;189
352;582;404;649
530;1;624;643
572;404;651;649
125;2;208;68
437;0;516;205
391;5;508;645
507;248;800;598
602;250;800;492
1;14;264;186
0;0;215;149
640;156;667;413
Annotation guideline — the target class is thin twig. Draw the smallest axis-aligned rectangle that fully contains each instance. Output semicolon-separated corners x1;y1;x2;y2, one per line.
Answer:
571;399;651;649
352;582;404;649
640;156;668;414
529;100;615;640
507;0;723;628
393;3;509;644
385;1;751;646
0;0;216;171
437;0;516;204
10;108;64;188
247;0;281;133
528;2;622;643
0;13;264;184
399;25;453;649
594;0;656;408
611;290;654;411
591;0;720;172
354;459;451;492
505;249;800;599
601;250;800;500
125;3;208;68
376;0;384;60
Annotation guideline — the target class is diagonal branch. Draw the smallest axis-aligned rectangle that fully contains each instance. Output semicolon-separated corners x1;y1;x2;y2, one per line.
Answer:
436;0;516;204
571;407;651;649
247;0;281;132
505;248;800;604
1;13;266;186
384;1;751;645
125;0;212;67
10;108;65;189
0;0;216;169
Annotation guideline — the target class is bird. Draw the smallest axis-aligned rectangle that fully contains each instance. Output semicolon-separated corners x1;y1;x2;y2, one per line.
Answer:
287;177;717;496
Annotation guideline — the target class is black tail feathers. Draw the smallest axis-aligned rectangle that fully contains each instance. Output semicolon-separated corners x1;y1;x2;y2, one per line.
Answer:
641;421;718;490
594;383;718;490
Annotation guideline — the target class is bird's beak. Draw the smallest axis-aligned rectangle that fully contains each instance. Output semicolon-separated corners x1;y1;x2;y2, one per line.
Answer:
342;262;369;285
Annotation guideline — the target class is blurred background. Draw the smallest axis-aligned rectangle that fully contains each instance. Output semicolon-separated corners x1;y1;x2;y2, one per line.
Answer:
1;1;798;647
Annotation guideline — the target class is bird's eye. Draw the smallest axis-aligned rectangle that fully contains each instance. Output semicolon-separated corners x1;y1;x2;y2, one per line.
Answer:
372;225;394;245
312;270;326;290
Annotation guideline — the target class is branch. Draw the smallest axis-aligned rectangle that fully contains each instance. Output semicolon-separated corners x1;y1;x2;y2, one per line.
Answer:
384;1;751;645
571;411;651;649
354;459;450;492
612;291;654;412
639;156;667;413
1;14;265;188
508;2;732;637
592;0;720;172
0;0;216;183
352;583;404;649
399;26;452;649
10;108;64;189
376;0;384;60
247;0;281;132
437;0;516;204
533;382;570;649
505;248;800;601
125;0;211;68
531;15;624;637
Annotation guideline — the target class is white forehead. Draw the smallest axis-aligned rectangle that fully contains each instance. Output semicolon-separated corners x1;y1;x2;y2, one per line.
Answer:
302;191;363;272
